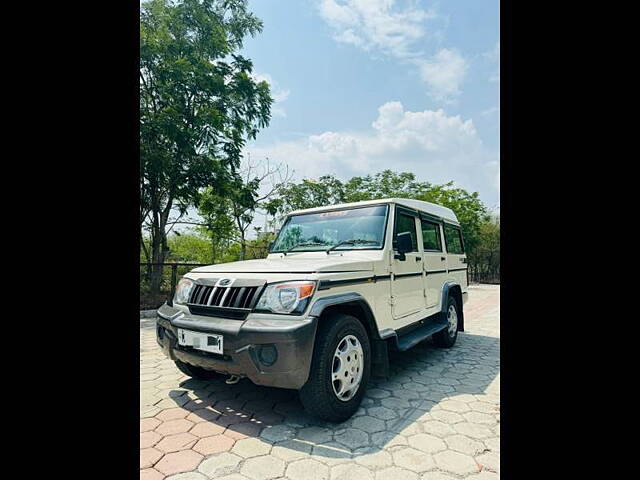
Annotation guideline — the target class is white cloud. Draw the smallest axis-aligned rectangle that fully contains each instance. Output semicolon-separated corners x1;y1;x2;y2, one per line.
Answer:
416;48;468;102
318;0;435;58
317;1;468;101
247;101;499;204
252;72;290;118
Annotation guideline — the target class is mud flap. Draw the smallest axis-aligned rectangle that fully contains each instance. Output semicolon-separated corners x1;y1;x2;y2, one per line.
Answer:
371;339;390;378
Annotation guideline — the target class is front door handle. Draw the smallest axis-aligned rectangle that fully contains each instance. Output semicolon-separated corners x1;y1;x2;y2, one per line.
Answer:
415;256;421;261
441;256;446;261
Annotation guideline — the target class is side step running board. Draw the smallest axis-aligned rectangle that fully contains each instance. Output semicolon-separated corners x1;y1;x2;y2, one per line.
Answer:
396;319;448;351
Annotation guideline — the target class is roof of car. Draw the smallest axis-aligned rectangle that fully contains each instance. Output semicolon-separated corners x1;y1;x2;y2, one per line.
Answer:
288;198;459;224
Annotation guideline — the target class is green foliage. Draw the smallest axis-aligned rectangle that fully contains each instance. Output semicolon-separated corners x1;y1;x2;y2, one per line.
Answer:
197;185;237;262
243;231;277;260
414;182;488;252
343;170;430;202
140;0;272;292
267;169;496;275
265;175;345;220
468;218;500;275
271;170;488;253
141;0;272;213
166;232;213;263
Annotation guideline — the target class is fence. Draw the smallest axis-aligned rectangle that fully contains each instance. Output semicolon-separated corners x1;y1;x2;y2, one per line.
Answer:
140;262;209;309
468;268;500;285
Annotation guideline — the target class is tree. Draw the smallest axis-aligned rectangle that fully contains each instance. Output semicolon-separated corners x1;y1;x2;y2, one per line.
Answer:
414;182;488;252
270;170;488;255
199;157;290;260
342;171;488;252
343;170;429;202
265;174;345;221
167;231;213;264
140;0;272;292
468;218;500;280
197;187;237;263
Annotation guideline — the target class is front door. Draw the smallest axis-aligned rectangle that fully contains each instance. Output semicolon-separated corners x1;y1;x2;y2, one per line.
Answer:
391;207;425;319
420;216;447;308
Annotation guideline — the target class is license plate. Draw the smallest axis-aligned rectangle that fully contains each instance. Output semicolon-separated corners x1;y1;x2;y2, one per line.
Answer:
177;329;223;354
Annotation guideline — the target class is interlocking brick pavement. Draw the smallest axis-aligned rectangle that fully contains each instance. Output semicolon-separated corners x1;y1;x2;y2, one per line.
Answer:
140;285;500;479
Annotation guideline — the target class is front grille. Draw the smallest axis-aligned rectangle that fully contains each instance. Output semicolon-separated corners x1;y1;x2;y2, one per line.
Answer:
189;284;261;309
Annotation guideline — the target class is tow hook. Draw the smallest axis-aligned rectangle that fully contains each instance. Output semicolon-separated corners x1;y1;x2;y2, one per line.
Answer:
225;375;242;385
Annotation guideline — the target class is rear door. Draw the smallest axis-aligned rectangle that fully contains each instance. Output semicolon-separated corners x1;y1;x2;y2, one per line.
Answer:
391;206;425;319
443;223;468;289
420;215;447;308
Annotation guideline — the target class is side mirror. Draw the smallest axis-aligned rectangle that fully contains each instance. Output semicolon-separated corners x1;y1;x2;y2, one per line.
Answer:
267;241;274;251
394;232;413;261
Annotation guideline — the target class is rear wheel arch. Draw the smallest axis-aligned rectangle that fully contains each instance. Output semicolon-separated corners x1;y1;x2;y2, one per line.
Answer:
442;282;465;332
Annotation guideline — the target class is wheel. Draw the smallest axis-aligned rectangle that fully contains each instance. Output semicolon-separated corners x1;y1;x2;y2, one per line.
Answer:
433;296;459;348
174;360;220;380
299;313;371;422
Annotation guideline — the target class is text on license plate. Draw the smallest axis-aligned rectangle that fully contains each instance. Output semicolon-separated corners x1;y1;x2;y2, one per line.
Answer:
177;329;223;354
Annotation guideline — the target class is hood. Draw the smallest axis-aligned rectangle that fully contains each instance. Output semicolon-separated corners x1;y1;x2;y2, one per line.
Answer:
190;254;376;274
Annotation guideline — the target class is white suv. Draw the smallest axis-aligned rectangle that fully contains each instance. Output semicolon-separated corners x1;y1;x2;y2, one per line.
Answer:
157;198;469;421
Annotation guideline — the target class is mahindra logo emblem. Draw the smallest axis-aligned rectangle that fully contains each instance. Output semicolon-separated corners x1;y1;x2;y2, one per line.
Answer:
219;279;232;286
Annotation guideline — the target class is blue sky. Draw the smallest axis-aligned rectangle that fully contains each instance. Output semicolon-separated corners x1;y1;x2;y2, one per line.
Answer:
241;0;500;210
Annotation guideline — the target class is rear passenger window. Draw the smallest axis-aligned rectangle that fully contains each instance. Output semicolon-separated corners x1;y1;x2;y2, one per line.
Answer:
444;224;464;254
421;220;442;251
394;212;418;252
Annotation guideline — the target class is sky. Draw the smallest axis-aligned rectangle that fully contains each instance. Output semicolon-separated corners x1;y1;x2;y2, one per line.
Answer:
241;0;500;212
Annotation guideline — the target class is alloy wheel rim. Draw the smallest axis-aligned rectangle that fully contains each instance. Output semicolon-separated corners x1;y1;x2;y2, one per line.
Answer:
447;304;458;335
331;334;364;401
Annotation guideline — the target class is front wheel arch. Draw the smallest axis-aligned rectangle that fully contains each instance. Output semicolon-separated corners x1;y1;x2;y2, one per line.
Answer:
309;293;381;341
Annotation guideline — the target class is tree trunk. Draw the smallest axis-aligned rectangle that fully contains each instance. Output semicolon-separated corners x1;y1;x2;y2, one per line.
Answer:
148;194;174;294
140;231;152;283
239;232;246;261
150;231;165;294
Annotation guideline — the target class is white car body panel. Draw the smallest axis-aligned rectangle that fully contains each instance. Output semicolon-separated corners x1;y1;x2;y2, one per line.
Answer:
180;199;467;339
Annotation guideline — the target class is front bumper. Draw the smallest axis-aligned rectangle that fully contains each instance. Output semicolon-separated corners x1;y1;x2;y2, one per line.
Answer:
156;303;318;390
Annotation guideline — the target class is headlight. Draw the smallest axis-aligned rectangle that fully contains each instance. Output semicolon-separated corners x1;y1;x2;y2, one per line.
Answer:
255;281;316;314
173;278;194;305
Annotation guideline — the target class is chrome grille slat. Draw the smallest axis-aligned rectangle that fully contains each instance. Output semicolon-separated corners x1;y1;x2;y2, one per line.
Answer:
233;287;246;307
196;285;209;304
201;287;213;305
219;287;232;307
207;287;218;305
188;283;260;316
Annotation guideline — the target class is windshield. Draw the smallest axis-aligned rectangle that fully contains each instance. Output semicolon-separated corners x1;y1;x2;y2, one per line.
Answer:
271;205;389;253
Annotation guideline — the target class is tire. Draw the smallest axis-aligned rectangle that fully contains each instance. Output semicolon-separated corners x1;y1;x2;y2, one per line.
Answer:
299;313;371;422
174;360;220;380
434;296;459;348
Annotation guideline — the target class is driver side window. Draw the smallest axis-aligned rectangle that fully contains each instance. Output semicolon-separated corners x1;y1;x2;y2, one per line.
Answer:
394;212;418;252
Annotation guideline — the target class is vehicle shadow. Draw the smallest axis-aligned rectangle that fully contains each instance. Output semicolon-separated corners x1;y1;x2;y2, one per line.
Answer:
166;330;500;459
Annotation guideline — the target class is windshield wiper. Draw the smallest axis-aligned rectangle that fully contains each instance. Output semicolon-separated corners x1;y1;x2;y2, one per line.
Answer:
283;241;328;255
326;239;379;254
